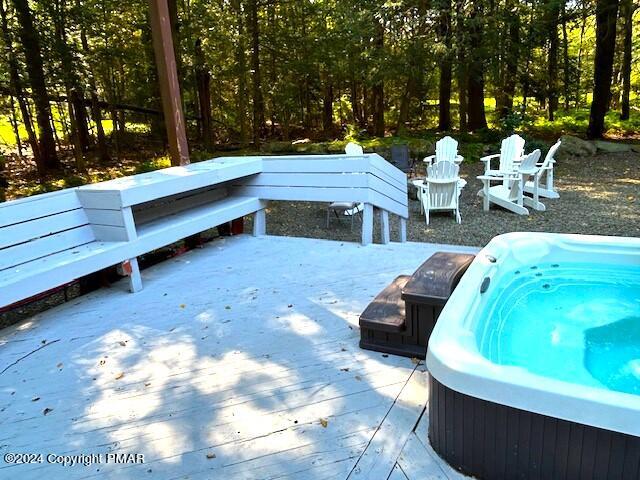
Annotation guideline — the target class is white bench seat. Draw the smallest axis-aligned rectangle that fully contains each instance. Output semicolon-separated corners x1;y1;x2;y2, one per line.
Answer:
0;189;135;308
0;240;129;307
131;195;266;256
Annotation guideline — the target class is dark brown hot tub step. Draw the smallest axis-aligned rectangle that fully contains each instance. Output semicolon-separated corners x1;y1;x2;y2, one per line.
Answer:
359;275;410;333
401;252;475;355
359;275;425;359
358;251;475;360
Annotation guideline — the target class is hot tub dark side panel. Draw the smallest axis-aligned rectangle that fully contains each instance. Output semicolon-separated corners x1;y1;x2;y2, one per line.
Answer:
428;375;640;480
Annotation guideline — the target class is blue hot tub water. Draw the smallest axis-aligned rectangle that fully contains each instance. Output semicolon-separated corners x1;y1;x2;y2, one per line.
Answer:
478;262;640;396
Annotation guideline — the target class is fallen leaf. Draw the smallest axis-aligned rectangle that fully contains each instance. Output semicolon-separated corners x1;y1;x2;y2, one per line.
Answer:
144;382;151;387
118;341;126;347
56;362;63;369
319;418;328;428
355;375;362;381
179;304;186;309
43;408;53;415
340;368;349;372
31;396;40;402
206;453;216;459
411;357;420;365
115;372;125;380
225;305;231;310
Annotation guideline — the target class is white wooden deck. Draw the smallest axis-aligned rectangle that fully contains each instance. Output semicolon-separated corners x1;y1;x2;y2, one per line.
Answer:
0;235;476;480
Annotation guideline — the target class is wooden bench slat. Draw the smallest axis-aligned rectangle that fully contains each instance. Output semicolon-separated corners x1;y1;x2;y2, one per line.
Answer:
0;241;128;307
131;195;265;257
0;225;96;271
0;209;88;249
0;190;82;228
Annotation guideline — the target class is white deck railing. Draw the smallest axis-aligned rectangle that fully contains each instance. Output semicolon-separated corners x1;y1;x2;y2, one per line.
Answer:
0;154;408;307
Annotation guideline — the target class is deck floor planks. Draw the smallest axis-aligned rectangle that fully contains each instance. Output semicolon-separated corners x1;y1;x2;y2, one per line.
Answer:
0;235;477;479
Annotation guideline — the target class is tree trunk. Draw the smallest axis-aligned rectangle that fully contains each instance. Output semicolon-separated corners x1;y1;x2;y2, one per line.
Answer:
322;79;333;134
0;0;41;171
561;1;570;110
194;38;212;148
372;19;385;137
455;0;467;131
232;0;248;145
248;0;265;146
79;12;109;163
576;3;588;107
620;0;633;120
466;1;487;131
546;0;560;121
11;0;59;170
438;0;453;131
396;77;416;133
501;0;519;117
587;0;620;139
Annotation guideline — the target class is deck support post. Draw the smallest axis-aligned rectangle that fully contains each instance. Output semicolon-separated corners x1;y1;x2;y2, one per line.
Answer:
361;203;373;246
253;208;266;236
148;0;189;166
380;210;390;244
399;217;407;243
124;258;143;293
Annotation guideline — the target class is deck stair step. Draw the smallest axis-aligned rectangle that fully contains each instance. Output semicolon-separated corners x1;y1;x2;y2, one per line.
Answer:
359;275;411;334
359;252;475;360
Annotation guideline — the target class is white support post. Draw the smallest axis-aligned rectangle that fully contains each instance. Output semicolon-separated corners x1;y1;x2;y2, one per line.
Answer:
253;209;266;236
361;203;373;246
380;210;390;244
399;217;407;243
124;258;142;293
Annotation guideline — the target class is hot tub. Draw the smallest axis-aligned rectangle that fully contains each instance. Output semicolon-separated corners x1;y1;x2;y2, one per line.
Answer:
426;232;640;480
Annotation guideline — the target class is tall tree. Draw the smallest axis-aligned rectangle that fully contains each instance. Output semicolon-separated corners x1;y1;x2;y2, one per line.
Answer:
371;17;385;137
455;0;468;131
587;0;620;138
194;38;212;148
466;0;488;130
50;0;88;170
499;0;520;117
546;0;560;120
248;0;265;145
11;0;59;170
0;0;41;172
232;0;249;144
437;0;453;131
619;0;633;120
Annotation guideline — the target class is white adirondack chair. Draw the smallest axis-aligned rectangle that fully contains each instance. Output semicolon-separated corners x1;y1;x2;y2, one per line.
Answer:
422;136;466;198
481;134;526;177
477;149;541;216
523;140;561;200
419;161;461;224
423;136;464;166
327;142;365;229
345;142;364;156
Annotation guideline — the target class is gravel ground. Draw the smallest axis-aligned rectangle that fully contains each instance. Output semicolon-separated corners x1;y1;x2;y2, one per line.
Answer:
250;151;640;248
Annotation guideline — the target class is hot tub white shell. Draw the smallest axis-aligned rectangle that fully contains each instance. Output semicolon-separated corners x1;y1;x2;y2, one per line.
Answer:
426;232;640;437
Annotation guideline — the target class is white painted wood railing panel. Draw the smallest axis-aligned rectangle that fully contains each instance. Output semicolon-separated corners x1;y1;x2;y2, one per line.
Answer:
232;154;408;219
0;152;409;307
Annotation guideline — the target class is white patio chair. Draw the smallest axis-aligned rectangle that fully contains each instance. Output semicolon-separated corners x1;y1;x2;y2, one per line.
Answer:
423;136;464;166
327;142;365;229
481;134;525;177
523;140;561;200
423;136;466;195
419;160;461;224
477;149;541;216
